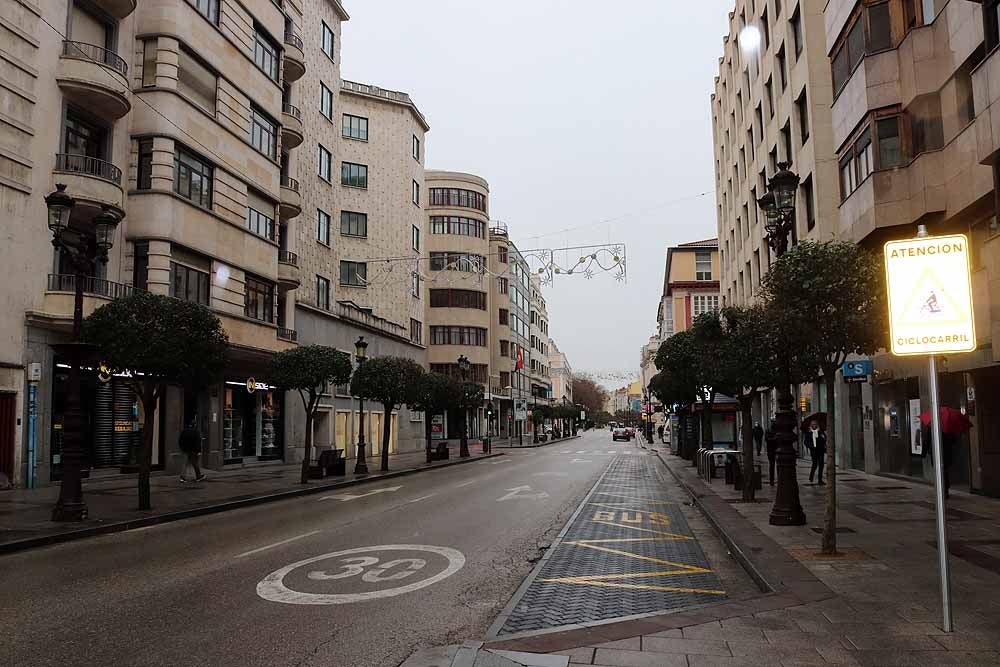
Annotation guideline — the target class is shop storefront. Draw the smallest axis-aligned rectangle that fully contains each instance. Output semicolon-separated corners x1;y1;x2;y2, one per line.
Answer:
222;379;283;464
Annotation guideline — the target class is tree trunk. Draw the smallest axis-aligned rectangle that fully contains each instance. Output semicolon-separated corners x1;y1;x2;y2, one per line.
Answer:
138;381;158;511
740;395;756;502
460;408;469;457
425;413;433;463
381;402;392;472
300;391;314;484
822;370;838;555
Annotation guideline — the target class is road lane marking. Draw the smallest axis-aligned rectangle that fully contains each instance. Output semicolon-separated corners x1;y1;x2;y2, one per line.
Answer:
318;486;402;502
576;450;586;453
570;459;592;463
560;450;570;453
497;486;551;502
236;530;322;559
454;480;477;488
532;472;568;477
406;493;437;504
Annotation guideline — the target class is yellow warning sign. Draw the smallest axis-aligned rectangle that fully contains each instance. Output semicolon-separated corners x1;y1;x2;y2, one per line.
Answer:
884;234;975;356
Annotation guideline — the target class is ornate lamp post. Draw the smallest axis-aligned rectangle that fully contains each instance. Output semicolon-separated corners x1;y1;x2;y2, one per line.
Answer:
353;336;369;475
457;354;471;457
46;185;121;521
757;163;806;526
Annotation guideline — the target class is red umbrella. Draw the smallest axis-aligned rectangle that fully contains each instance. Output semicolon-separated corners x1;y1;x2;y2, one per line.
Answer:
919;406;973;434
800;412;827;431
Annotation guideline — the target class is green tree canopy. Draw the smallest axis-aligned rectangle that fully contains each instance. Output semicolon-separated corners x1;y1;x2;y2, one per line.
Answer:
350;356;425;471
84;292;229;509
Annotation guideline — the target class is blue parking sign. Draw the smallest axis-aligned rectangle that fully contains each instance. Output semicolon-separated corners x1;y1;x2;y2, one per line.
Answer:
842;360;873;382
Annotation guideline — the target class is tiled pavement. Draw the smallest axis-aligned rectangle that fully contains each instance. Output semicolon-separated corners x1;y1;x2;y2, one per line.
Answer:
0;444;498;553
484;449;1000;666
493;455;726;636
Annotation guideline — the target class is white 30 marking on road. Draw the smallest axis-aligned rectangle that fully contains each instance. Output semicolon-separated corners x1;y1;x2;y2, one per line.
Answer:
318;486;402;502
256;544;465;605
235;530;322;559
496;486;551;502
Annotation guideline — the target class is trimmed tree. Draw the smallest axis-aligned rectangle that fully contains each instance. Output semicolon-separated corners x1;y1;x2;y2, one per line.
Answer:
350;356;425;472
649;370;697;455
271;345;353;484
456;381;485;457
572;375;608;416
84;292;228;510
411;372;463;461
531;404;552;442
761;240;887;554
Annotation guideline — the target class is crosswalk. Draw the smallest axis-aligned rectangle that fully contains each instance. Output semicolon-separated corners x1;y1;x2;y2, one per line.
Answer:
557;449;650;456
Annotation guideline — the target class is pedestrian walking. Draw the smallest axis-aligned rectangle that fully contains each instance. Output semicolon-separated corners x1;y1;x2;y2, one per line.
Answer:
765;424;777;486
752;421;764;456
179;419;205;483
805;420;826;484
940;432;957;498
657;424;664;443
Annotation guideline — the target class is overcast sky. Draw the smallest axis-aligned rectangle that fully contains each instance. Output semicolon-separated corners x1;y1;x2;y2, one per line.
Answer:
342;0;734;385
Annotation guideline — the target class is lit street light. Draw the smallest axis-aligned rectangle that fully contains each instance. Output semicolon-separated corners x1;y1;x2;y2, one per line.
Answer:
353;336;369;475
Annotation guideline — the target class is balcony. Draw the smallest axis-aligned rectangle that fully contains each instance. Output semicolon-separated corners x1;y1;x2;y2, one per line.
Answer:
281;103;304;150
283;31;305;82
57;41;130;120
52;153;124;212
280;176;301;219
91;0;136;19
278;250;301;290
29;274;139;331
277;327;298;343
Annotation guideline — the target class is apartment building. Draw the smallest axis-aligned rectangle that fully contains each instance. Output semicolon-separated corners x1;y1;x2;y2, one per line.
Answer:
0;0;319;487
549;339;573;405
655;239;721;341
287;0;429;460
712;0;839;306
424;170;491;441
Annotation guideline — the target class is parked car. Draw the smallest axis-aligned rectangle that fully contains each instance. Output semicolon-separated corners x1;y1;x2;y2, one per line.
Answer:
612;427;631;442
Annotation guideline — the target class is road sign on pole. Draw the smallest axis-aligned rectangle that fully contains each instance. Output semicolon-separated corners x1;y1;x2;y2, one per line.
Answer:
885;225;971;633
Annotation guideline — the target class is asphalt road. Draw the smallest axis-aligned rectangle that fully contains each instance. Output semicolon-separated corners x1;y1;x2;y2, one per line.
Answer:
0;430;640;667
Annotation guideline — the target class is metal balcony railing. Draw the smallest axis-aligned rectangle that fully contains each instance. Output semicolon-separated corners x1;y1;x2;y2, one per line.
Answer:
282;103;302;121
278;250;299;267
277;327;298;342
61;40;128;77
284;31;303;51
54;153;122;185
281;176;300;193
47;274;137;299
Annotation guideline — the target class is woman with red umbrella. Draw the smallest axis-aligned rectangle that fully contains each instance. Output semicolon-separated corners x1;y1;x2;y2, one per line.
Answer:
919;407;972;498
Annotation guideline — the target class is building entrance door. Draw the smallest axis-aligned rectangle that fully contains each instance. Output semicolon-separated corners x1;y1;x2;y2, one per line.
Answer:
0;393;15;485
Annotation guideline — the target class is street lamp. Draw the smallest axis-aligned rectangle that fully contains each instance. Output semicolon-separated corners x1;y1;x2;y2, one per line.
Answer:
354;336;369;475
758;163;806;526
46;186;121;521
457;355;471;457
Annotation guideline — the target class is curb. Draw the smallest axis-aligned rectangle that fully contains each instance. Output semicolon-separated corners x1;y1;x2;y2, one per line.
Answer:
0;452;506;556
493;434;583;449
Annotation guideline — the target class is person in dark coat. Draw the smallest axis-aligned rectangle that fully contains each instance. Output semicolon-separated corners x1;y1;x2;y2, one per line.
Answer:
179;419;205;483
753;422;764;456
805;419;827;484
765;424;777;486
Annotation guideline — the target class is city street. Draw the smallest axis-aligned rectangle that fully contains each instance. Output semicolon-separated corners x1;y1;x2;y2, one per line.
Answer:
0;431;675;667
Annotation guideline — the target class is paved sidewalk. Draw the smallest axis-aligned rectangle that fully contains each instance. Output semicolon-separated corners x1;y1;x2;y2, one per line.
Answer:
0;444;498;554
483;452;1000;666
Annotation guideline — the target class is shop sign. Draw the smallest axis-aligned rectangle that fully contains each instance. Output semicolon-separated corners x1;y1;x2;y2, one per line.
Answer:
431;414;444;440
98;363;112;383
247;377;257;393
842;360;873;384
514;399;527;421
884;234;976;356
909;398;923;456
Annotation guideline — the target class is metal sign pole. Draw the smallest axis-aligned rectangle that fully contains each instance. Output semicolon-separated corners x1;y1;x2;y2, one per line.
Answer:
927;355;953;632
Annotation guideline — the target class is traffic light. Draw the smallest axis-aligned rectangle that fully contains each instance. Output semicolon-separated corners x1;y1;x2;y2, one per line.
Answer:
486;401;495;418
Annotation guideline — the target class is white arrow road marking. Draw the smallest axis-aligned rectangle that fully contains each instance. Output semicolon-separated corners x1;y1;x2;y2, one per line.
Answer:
454;480;477;488
497;486;551;502
318;486;403;502
405;493;437;504
570;459;592;463
236;530;322;559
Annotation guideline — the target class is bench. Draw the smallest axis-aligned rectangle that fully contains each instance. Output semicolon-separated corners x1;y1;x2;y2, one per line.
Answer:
427;442;450;462
309;448;345;478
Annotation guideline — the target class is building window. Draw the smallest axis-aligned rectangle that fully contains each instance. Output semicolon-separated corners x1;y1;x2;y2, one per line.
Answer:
868;2;892;52
246;189;276;241
802;176;815;231
429;289;487;310
317;209;331;244
412;225;420;252
410;319;422;344
877;116;902;167
174;147;213;209
498;277;508;294
910;93;944;155
498;308;509;325
340;261;367;287
430;326;488;347
781;122;792;162
776;45;787;91
321;21;335;60
320;82;333;120
342;114;368;140
832;12;866;95
412;135;420;161
692;295;720;317
317;144;332;181
142;40;156;87
132;241;149;290
170;261;210;305
695;252;712;281
411;272;421;298
252;26;279;82
316;275;330;310
790;6;802;58
412;180;420;206
497;245;508;263
839;127;873;200
500;340;510;357
429;363;488;384
137;139;153;190
186;0;218;24
245;275;274;322
428;188;487;212
764;77;774;118
341;162;367;188
429;252;485;272
795;89;809;144
429;216;485;238
340;210;367;237
177;47;216;112
250;106;277;159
